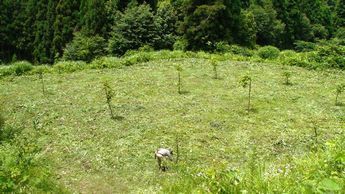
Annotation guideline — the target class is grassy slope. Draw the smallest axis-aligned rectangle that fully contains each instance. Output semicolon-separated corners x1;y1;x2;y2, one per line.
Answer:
1;58;344;193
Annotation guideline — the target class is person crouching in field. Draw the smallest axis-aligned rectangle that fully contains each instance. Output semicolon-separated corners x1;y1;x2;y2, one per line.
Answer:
155;148;173;171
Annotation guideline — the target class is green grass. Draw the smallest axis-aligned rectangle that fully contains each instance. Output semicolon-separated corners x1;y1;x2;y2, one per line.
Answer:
1;58;344;193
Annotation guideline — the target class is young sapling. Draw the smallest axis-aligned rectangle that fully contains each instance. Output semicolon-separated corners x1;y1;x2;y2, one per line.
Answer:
176;65;183;94
38;71;45;95
175;136;180;164
282;71;292;85
240;75;252;112
335;84;345;105
211;60;218;79
102;80;115;119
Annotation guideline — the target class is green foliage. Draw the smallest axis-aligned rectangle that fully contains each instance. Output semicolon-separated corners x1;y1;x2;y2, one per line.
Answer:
173;39;188;51
335;84;345;105
89;57;122;69
228;45;254;57
63;32;106;62
282;71;292;85
179;1;234;50
0;112;4;131
1;55;345;192
108;4;161;56
240;75;252;112
54;61;86;73
12;61;34;76
258;46;280;59
161;136;345;193
102;80;115;119
250;2;284;46
312;45;345;69
294;41;316;52
335;27;345;39
176;64;182;94
153;3;178;50
211;60;218;79
0;127;65;193
311;24;329;40
237;10;257;47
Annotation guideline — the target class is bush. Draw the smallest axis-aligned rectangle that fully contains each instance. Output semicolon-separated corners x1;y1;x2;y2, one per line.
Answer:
215;41;232;53
89;57;122;69
279;50;297;59
54;61;86;73
229;45;254;57
0;127;66;192
173;39;188;51
63;32;106;62
258;46;280;59
309;45;345;69
139;45;154;52
294;41;316;52
12;61;33;76
108;4;157;56
0;66;14;77
162;137;345;193
0;126;22;143
335;27;345;39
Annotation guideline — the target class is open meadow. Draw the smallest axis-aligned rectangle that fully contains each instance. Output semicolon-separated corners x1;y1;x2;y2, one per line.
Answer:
1;57;344;193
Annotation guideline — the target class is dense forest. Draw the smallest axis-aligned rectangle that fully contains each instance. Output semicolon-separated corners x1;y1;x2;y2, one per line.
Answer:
0;0;344;64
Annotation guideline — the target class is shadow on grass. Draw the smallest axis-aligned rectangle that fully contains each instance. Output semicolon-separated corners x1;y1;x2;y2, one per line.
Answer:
178;90;190;95
335;102;344;107
112;115;125;121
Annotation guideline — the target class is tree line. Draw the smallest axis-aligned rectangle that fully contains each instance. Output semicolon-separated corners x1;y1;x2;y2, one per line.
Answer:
0;0;344;64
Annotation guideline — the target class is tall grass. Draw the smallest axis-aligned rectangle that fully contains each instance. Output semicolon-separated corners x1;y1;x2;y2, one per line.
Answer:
161;136;345;193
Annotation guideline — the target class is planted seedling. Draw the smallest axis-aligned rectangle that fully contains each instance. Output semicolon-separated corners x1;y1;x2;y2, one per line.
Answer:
175;135;180;164
240;75;252;112
38;71;45;95
282;71;292;85
102;80;115;120
176;65;183;94
211;60;218;79
335;84;345;106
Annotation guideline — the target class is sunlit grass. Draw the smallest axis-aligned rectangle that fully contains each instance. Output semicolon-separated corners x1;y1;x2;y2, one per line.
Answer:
1;58;344;193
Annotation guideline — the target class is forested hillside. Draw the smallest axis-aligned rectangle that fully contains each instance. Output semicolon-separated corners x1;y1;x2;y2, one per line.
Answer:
1;0;344;64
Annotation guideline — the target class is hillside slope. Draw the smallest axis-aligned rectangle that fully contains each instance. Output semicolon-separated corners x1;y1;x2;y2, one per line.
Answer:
1;59;344;193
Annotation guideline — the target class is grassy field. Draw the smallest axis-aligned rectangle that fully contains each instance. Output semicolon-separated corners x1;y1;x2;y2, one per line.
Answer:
1;58;344;193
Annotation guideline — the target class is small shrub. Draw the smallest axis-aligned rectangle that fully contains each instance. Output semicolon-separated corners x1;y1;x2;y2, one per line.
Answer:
89;57;122;69
284;57;314;69
294;41;316;52
11;61;33;76
173;39;188;51
63;32;106;62
30;65;51;75
335;84;345;106
176;65;183;94
54;61;86;73
229;45;254;57
0;126;22;143
0;127;66;192
282;71;292;85
279;50;297;60
102;80;115;120
211;60;219;79
0;67;14;77
38;70;45;95
258;46;280;59
139;45;154;52
215;41;231;53
335;27;345;39
240;75;253;112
